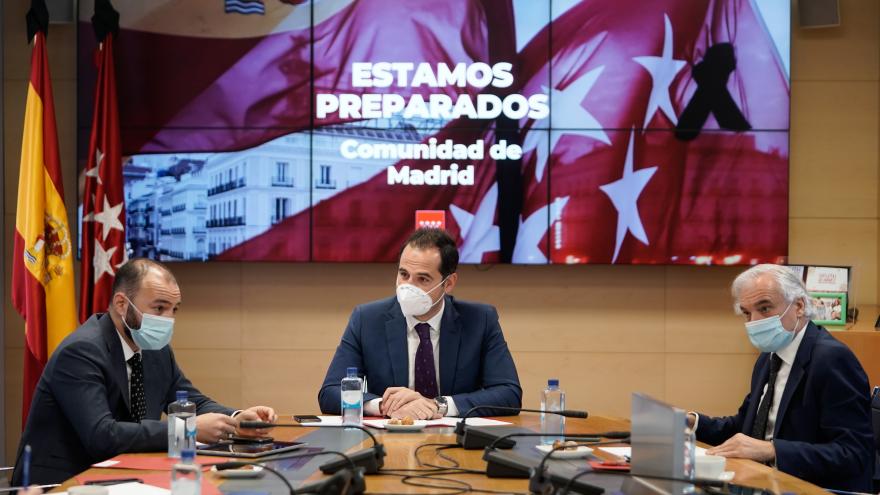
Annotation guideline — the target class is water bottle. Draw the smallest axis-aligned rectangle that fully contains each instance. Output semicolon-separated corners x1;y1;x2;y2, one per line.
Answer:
683;417;696;480
170;449;201;495
341;367;363;426
540;378;565;445
168;390;197;458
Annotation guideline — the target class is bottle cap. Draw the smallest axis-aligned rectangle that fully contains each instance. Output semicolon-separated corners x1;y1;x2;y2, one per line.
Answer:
346;367;358;377
176;390;188;401
548;379;559;387
180;449;196;462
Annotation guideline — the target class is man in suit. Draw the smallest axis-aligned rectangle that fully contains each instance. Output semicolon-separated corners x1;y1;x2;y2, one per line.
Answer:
692;264;873;492
319;228;521;419
12;259;276;485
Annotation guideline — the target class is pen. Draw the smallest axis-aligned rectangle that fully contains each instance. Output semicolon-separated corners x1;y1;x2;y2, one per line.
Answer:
85;478;144;486
22;444;31;488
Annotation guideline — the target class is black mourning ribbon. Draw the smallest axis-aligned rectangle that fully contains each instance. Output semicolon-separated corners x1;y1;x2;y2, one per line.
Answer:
675;43;752;141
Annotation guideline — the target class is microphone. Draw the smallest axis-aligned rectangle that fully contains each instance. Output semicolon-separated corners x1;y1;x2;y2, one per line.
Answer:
527;441;611;495
215;449;365;495
480;434;599;479
454;405;589;450
528;466;605;495
482;433;627;479
238;421;385;474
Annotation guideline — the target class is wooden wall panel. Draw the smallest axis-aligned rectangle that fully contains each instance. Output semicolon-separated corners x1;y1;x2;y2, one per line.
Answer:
789;81;879;218
514;352;667;417
789;218;879;305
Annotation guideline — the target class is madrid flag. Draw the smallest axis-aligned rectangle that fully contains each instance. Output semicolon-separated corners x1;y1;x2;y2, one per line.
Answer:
80;0;125;322
12;6;77;425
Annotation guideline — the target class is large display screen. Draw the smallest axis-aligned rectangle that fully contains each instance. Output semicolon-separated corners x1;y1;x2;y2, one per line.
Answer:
77;0;790;264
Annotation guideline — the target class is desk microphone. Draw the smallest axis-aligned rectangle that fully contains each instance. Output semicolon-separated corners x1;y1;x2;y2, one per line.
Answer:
479;433;608;479
454;405;589;449
528;441;610;495
215;449;365;495
238;421;386;475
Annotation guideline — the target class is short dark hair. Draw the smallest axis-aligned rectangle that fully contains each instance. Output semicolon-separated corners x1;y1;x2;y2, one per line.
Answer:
111;258;177;301
399;228;459;278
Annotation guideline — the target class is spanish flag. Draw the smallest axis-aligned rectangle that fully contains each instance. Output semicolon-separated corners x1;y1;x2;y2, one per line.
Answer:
12;1;77;426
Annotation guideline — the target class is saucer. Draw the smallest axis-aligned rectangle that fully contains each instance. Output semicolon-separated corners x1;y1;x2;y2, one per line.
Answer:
385;421;426;432
535;444;593;459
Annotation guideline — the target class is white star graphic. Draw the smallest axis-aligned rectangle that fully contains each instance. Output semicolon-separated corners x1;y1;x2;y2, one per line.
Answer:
92;197;125;241
84;149;104;185
115;244;130;270
93;242;118;283
599;130;658;263
82;193;97;222
450;183;500;263
512;196;570;264
632;14;686;127
524;66;610;182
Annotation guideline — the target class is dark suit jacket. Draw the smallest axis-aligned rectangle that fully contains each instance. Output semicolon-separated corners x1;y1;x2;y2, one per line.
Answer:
318;296;521;417
696;322;874;492
12;313;234;485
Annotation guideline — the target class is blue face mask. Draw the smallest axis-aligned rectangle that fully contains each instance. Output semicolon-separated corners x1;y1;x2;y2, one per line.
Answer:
120;295;175;351
744;301;798;353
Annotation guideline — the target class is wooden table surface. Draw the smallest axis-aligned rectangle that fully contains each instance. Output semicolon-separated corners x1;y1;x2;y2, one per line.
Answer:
59;415;830;494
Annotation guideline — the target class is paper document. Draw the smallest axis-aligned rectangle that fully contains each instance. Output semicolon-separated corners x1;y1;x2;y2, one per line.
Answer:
362;417;511;429
56;483;169;495
598;446;707;458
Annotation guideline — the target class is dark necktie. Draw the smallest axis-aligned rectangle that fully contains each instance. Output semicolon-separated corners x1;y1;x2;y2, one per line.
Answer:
413;323;439;399
749;354;783;440
128;353;147;422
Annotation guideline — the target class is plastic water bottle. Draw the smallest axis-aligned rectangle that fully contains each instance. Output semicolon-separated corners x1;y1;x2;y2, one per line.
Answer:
540;379;565;445
170;449;201;495
683;417;696;480
341;367;363;426
168;390;197;458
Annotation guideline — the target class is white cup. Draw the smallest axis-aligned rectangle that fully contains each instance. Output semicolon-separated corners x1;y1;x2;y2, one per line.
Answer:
694;454;726;479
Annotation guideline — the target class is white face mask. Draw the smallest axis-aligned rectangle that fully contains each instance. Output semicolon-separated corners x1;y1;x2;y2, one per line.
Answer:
120;295;175;350
396;277;448;317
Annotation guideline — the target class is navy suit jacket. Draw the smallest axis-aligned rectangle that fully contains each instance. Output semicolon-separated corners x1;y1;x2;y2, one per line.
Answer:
318;296;522;416
12;314;234;485
696;322;874;492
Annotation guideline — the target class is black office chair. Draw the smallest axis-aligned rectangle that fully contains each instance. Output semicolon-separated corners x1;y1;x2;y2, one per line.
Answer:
872;385;879;494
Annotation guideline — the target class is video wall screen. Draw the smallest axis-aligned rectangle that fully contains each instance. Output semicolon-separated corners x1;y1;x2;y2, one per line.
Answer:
77;0;790;264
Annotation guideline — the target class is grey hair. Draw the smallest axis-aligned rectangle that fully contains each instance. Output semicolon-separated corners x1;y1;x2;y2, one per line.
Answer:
731;264;816;319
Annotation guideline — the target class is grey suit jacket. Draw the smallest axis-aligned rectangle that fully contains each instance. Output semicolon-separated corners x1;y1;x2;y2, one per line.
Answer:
12;313;233;485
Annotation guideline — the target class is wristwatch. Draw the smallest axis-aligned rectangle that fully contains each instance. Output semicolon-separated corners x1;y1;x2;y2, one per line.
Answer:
434;396;448;417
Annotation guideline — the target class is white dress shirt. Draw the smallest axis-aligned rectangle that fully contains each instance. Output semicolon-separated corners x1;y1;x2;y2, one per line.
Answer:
761;320;807;441
365;299;459;417
116;330;140;398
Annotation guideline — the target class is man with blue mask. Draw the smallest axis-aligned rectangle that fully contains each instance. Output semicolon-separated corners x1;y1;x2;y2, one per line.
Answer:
319;228;521;419
13;259;277;485
689;264;873;492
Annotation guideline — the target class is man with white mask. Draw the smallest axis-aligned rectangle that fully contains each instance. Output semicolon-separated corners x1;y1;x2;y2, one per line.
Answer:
319;228;521;419
12;258;276;485
690;264;873;492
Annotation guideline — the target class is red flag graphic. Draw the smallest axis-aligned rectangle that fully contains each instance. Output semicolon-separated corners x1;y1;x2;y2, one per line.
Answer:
80;33;126;322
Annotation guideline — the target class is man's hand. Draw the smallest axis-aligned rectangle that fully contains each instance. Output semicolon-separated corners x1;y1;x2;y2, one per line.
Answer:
706;433;775;463
235;406;277;438
381;387;426;415
195;412;237;443
390;398;440;420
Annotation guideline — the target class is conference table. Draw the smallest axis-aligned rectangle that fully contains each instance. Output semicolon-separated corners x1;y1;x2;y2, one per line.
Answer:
60;415;829;494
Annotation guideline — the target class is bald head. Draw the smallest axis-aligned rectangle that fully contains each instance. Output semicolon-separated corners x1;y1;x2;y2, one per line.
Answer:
111;258;178;302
